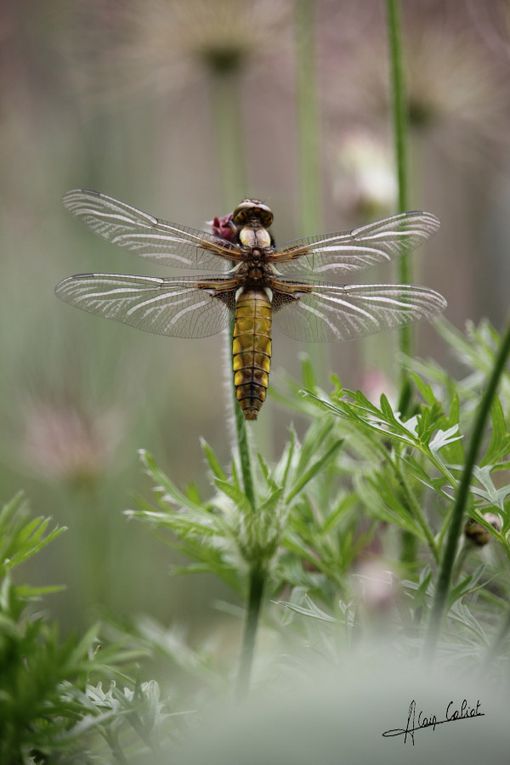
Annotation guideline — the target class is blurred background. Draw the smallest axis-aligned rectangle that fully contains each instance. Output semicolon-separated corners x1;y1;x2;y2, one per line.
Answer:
1;0;510;633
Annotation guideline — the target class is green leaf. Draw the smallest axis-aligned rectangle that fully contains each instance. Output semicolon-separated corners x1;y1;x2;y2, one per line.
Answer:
68;623;101;667
299;352;317;391
258;486;283;516
429;425;463;453
295;417;336;476
471;466;510;512
256;452;280;493
276;594;337;623
409;371;437;405
320;493;357;533
4;521;67;572
214;478;251;514
139;449;201;511
15;584;66;599
200;438;227;480
482;399;510;466
286;439;343;504
276;426;297;492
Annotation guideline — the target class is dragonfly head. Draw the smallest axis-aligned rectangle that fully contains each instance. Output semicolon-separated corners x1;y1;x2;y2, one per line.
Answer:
233;199;274;228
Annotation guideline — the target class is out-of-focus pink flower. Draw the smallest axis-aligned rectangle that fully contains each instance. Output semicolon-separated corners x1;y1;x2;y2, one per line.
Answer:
361;370;396;407
20;397;123;487
352;560;397;613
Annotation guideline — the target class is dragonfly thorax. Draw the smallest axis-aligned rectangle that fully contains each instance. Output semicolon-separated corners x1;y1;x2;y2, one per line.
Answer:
237;256;273;287
238;225;272;249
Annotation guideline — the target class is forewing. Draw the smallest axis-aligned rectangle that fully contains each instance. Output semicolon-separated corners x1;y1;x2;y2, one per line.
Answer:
270;211;440;276
272;281;447;342
55;273;233;338
63;189;243;270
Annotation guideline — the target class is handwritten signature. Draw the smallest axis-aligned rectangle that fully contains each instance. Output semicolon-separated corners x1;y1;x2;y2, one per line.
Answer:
382;699;484;745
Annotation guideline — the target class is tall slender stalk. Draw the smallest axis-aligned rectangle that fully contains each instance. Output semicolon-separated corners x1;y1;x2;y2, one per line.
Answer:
295;0;326;378
210;70;255;503
210;68;264;694
295;0;321;236
211;70;245;210
386;0;418;563
386;0;411;394
236;564;265;698
425;318;510;660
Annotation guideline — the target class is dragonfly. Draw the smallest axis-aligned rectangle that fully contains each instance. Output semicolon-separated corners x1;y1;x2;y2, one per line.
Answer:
56;190;447;419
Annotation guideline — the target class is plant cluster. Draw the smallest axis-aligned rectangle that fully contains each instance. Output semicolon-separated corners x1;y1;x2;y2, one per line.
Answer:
2;317;509;761
0;494;179;764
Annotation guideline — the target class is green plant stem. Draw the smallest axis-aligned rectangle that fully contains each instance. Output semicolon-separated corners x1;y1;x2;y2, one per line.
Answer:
399;531;417;566
211;69;263;693
295;0;321;235
452;543;470;583
295;0;326;379
425;318;510;659
236;564;266;698
392;459;439;562
386;0;411;387
211;70;245;210
386;0;418;565
210;70;256;510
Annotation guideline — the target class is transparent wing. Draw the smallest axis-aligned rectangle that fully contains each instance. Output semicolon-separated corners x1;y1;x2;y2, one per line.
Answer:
270;211;440;276
273;281;447;342
63;189;243;271
55;273;232;338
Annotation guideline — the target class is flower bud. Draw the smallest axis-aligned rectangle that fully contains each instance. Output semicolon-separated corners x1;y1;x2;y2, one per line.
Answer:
464;513;502;546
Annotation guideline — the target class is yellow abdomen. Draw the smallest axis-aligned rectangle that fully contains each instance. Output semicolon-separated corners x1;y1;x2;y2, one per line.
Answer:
232;289;272;420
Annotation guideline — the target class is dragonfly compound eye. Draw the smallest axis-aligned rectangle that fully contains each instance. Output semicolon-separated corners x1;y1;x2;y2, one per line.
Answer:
258;208;274;227
232;205;249;224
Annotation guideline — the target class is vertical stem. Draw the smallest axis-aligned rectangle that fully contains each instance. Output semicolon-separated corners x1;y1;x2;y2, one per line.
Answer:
425;319;510;659
210;70;255;508
236;564;265;698
392;458;438;562
210;69;263;695
386;0;417;562
211;70;246;210
295;0;321;235
452;543;470;583
386;0;411;388
295;0;326;378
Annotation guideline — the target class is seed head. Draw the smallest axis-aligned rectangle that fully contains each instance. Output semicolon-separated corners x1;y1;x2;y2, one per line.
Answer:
70;0;291;98
332;25;507;165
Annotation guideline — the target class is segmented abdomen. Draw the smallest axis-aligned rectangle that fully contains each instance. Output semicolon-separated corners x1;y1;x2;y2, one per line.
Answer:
232;289;272;420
